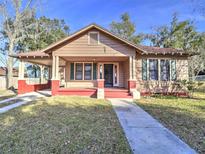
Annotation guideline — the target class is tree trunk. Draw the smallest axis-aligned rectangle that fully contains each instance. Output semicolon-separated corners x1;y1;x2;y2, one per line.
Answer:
6;43;14;89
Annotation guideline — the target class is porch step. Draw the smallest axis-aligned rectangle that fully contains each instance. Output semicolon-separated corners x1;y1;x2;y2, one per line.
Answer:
58;88;97;97
104;89;132;98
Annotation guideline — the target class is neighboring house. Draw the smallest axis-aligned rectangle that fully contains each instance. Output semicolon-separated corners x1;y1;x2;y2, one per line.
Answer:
0;67;19;77
12;24;191;98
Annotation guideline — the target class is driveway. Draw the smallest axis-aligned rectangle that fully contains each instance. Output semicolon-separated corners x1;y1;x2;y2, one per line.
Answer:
109;99;196;154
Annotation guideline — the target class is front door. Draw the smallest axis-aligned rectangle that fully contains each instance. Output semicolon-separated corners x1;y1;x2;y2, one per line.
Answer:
104;64;113;87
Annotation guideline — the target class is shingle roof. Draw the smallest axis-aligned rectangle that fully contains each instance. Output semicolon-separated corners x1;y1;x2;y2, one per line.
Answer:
11;23;191;58
138;45;186;55
12;51;49;58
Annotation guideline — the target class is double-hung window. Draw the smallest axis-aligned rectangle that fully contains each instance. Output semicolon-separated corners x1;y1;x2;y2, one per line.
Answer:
142;59;176;81
149;59;158;80
70;63;97;80
84;63;92;80
160;60;170;81
75;63;83;80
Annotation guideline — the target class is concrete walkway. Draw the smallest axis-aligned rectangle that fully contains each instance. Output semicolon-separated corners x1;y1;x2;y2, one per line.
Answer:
0;90;51;114
109;99;196;154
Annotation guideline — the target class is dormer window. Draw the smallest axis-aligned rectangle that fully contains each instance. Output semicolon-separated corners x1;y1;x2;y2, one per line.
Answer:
88;32;99;45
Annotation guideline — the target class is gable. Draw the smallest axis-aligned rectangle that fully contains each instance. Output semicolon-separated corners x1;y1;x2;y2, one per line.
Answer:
52;28;136;57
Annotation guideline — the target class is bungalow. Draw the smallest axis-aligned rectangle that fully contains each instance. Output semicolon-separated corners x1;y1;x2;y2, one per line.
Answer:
12;24;191;99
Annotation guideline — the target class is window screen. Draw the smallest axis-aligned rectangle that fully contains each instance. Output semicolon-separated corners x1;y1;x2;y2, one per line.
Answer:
89;33;99;45
149;59;158;80
160;60;170;81
142;59;148;80
171;60;176;81
84;63;92;80
75;63;83;80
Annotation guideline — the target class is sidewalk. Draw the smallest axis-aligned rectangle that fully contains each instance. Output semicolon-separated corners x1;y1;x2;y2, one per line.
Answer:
109;99;196;154
0;90;51;114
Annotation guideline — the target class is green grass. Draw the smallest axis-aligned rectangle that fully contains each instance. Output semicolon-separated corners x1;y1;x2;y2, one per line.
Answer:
0;96;131;154
0;99;22;108
135;92;205;153
0;90;16;101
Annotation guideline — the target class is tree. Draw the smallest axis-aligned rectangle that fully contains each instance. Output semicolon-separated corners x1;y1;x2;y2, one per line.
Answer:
146;13;205;77
19;16;69;51
0;0;38;89
110;13;143;44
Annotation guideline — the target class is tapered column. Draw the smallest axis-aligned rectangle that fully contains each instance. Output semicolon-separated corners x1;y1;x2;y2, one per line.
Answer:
128;56;136;92
18;60;25;80
52;56;56;79
40;65;44;84
55;56;59;80
51;55;60;95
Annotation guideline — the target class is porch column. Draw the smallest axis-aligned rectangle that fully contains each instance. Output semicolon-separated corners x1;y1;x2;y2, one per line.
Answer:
128;56;136;91
128;55;140;99
51;55;60;96
40;65;44;84
97;63;104;99
18;60;26;94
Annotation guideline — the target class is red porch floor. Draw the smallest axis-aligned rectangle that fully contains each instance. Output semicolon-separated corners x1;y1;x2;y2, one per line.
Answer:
56;87;132;98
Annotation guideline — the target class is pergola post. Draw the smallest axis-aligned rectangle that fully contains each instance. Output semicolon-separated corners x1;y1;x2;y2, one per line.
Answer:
51;55;60;96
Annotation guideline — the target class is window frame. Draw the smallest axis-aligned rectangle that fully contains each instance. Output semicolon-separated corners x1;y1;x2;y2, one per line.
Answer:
88;31;100;45
72;62;94;81
142;59;177;81
75;63;83;80
160;59;170;81
149;59;159;81
84;63;93;80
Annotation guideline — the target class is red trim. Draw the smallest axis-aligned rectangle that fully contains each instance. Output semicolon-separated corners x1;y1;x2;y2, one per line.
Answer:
128;80;136;92
97;79;104;88
51;80;60;96
18;80;51;94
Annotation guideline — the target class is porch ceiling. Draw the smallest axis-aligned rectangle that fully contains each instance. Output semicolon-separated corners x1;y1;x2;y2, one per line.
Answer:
62;56;129;62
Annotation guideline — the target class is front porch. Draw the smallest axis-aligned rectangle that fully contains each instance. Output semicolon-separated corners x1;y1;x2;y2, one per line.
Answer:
17;55;140;99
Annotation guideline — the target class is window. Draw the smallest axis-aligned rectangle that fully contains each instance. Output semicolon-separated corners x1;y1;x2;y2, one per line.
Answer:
149;59;158;80
84;63;92;80
142;59;148;80
171;60;176;81
70;63;97;80
160;60;170;81
142;59;177;81
89;32;99;45
75;63;83;80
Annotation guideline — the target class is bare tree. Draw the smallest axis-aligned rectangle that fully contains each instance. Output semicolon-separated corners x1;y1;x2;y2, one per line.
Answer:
0;0;39;89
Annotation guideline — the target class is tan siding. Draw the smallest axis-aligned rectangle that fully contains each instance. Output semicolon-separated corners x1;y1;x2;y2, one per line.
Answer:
176;59;188;80
119;62;124;87
53;28;135;57
135;53;189;92
123;60;129;88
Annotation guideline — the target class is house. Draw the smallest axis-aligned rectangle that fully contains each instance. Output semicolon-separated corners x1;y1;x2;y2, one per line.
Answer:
0;67;19;77
12;24;191;99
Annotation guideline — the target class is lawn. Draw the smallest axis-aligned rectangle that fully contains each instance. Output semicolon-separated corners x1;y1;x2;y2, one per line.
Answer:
0;96;131;154
135;92;205;153
0;90;16;101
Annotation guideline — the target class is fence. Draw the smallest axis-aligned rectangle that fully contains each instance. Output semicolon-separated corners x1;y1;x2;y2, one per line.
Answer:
0;76;48;90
